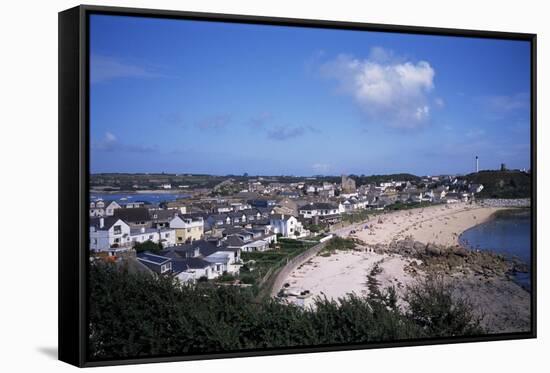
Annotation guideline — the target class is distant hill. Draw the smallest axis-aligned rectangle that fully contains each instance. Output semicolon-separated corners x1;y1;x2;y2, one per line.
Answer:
462;170;531;198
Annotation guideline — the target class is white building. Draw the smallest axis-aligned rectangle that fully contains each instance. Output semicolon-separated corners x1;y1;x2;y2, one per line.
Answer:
299;202;341;219
89;200;121;217
129;227;177;248
89;217;131;252
269;214;308;238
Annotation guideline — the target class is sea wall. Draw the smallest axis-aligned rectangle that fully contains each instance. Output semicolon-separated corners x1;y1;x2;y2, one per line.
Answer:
479;198;531;208
267;240;329;298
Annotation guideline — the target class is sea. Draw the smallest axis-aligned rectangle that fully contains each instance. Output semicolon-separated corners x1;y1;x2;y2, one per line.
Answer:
89;192;191;205
458;209;532;291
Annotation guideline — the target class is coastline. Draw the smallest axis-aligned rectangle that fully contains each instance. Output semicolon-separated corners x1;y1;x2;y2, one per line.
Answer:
90;189;190;195
281;202;531;333
350;202;505;247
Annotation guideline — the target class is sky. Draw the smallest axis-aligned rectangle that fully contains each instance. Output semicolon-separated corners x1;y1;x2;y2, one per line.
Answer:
90;14;532;176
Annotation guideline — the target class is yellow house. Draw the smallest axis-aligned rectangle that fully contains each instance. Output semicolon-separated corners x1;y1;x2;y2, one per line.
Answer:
169;215;204;243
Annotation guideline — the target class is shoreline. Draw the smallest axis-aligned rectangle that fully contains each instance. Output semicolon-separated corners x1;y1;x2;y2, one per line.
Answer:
349;202;506;247
280;202;531;333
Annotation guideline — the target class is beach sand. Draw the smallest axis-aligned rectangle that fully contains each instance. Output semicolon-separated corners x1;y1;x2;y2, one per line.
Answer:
350;202;504;246
284;250;419;302
281;203;530;332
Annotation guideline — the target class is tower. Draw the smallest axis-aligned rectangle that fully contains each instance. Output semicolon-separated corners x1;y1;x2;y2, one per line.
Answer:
475;156;479;173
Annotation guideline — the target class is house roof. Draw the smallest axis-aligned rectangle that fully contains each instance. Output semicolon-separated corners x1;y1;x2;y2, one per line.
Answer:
270;213;295;221
90;216;125;230
113;207;150;223
149;209;178;222
300;202;338;211
137;252;171;265
172;257;212;272
222;235;246;247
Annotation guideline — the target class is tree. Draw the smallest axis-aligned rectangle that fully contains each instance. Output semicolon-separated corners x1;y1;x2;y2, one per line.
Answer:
133;239;163;253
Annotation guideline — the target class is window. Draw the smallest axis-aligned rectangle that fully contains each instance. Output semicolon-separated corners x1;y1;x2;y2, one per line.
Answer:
113;225;121;235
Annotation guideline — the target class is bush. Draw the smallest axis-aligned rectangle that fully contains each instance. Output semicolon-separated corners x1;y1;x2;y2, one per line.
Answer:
404;277;484;337
133;239;163;253
88;263;485;360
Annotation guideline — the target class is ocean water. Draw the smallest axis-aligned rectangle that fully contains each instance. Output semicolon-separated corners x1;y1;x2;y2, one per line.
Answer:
458;210;532;290
89;193;191;205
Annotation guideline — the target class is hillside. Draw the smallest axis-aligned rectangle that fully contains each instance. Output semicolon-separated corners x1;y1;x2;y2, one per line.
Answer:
463;170;531;198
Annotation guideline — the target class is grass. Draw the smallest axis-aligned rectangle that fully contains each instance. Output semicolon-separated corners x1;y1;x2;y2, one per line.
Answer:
319;236;360;257
240;239;317;293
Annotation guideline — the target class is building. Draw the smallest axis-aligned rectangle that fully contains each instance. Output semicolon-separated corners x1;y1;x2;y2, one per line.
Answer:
269;214;308;238
89;200;121;217
299;202;341;222
89;216;131;253
136;252;173;274
169;215;204;243
341;175;357;193
129;226;177;248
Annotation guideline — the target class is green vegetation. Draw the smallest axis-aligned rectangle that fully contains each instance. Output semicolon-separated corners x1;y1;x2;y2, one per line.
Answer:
319;237;359;257
342;210;371;223
462;170;531;198
240;239;316;291
386;201;435;211
88;264;484;360
133;240;163;253
405;279;483;336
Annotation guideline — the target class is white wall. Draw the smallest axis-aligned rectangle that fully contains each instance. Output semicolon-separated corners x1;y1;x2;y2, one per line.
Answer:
0;1;547;373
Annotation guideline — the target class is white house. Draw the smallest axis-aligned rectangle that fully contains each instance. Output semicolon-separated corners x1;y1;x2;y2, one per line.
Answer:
89;200;121;217
129;227;177;248
269;214;308;238
89;217;131;252
299;202;341;219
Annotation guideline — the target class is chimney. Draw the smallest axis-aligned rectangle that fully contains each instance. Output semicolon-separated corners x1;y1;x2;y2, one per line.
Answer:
141;227;145;233
99;217;104;229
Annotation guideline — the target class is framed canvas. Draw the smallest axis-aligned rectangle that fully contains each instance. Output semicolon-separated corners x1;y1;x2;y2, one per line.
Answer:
58;4;537;367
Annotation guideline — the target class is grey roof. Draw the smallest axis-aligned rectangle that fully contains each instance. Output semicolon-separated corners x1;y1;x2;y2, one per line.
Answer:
223;235;246;248
270;213;294;221
137;252;171;265
172;257;212;272
113;207;150;223
90;216;124;230
300;202;338;211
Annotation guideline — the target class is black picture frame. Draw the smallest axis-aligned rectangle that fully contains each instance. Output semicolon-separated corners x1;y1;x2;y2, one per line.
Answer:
59;4;537;368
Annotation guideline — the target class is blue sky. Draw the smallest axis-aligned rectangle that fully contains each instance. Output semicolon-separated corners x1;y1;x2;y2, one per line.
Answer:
90;14;531;176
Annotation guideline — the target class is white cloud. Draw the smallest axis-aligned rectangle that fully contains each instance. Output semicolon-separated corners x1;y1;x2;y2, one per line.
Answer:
92;132;157;153
321;48;436;129
91;55;161;84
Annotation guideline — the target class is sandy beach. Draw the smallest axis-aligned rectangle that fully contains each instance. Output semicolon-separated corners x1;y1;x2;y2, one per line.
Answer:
349;202;504;246
280;202;530;332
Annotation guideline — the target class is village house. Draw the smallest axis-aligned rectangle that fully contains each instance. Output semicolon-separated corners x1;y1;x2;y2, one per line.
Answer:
129;226;177;248
269;214;308;238
113;207;150;229
169;215;204;243
299;202;341;222
89;216;131;253
89;200;121;217
136;252;172;274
